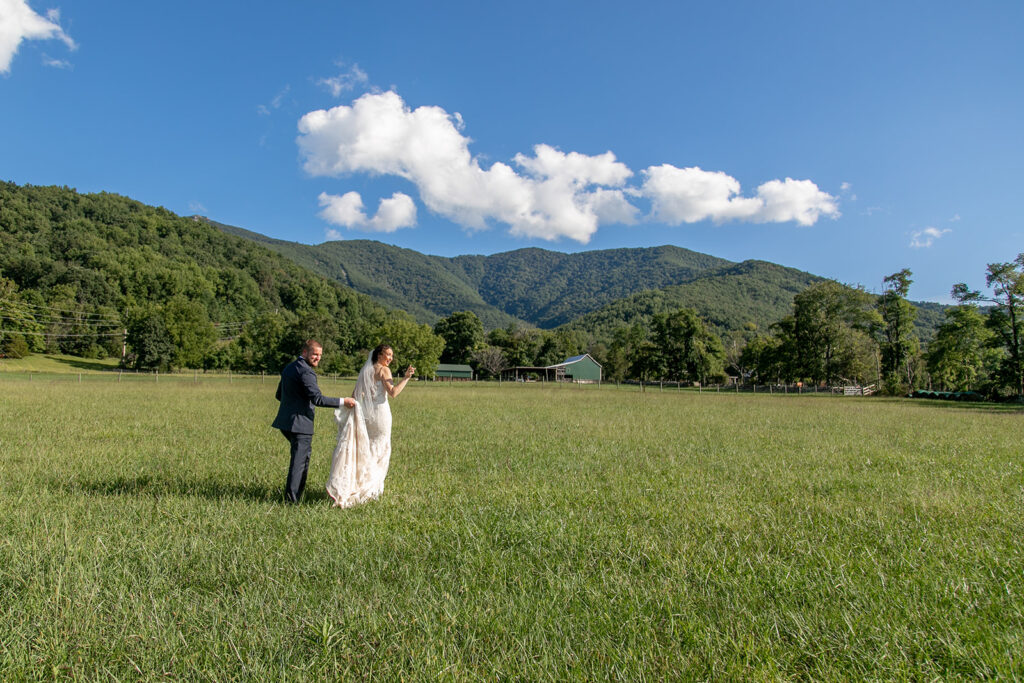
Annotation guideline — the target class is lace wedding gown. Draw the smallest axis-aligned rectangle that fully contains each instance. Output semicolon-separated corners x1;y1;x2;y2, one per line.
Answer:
325;355;392;508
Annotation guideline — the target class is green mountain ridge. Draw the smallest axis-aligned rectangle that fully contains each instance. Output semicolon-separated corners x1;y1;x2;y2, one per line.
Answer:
562;260;825;338
204;218;744;329
207;218;947;340
207;219;517;328
447;245;732;328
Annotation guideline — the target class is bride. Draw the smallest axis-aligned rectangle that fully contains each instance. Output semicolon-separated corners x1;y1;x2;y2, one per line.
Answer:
326;344;415;508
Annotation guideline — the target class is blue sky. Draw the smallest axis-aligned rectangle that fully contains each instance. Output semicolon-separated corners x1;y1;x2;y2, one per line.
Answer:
2;0;1022;303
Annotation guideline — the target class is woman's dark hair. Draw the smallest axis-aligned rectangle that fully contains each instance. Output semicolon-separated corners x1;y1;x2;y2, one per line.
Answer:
371;343;392;364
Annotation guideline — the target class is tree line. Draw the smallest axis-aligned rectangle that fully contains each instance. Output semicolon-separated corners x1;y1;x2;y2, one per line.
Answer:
433;258;1024;400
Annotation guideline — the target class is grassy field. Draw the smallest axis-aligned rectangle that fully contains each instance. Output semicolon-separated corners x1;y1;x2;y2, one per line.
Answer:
0;354;121;375
1;376;1021;680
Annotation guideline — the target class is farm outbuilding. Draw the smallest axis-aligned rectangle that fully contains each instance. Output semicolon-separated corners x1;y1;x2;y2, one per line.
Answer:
434;363;473;381
547;354;602;383
500;354;603;383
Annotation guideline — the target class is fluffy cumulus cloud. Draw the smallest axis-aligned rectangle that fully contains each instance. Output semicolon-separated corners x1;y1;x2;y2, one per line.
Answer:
642;165;762;224
297;90;838;242
642;166;839;226
910;226;952;249
318;191;417;233
752;178;841;226
0;0;75;73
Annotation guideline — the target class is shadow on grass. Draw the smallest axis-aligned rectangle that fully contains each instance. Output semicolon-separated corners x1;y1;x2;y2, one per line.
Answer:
49;356;119;372
898;398;1024;414
54;473;332;505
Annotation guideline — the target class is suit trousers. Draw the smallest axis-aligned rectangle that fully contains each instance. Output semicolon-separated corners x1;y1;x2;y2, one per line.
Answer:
281;430;314;503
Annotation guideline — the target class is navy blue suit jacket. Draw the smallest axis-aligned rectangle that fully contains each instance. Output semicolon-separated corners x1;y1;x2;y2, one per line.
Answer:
271;357;342;435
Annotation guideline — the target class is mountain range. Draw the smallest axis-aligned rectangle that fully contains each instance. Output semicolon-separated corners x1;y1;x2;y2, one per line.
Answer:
205;218;946;340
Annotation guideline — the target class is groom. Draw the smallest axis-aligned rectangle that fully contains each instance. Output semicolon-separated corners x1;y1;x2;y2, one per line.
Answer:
273;339;356;503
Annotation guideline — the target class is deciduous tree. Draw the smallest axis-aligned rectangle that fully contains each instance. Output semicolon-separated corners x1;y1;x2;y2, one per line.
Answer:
952;253;1024;397
927;306;996;391
125;305;174;371
434;311;484;364
651;308;725;384
375;318;445;378
791;281;877;385
876;269;919;393
472;345;507;379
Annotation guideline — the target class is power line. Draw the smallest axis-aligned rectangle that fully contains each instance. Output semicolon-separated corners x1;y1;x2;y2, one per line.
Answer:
1;299;254;328
0;298;123;323
0;328;124;338
0;313;123;328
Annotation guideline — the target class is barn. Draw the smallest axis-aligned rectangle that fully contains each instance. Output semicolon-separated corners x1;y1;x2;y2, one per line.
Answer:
547;354;602;383
434;363;473;381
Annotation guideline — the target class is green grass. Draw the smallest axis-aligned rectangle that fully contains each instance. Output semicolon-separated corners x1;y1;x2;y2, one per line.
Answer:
1;379;1021;680
0;354;121;374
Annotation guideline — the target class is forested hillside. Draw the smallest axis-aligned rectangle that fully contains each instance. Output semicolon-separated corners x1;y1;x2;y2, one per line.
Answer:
212;217;949;343
445;246;731;328
0;182;400;371
208;220;733;329
207;220;520;329
559;260;823;339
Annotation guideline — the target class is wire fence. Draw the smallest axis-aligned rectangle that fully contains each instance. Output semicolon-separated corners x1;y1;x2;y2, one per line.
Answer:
0;370;872;397
0;369;331;386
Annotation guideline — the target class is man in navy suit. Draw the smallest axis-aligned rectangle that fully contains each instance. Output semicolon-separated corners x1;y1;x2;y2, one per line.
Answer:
272;339;356;503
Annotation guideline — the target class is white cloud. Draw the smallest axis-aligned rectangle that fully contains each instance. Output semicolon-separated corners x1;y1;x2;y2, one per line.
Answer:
188;201;208;215
642;166;838;226
910;226;951;249
318;191;365;226
0;0;76;73
297;90;838;243
642;165;762;224
753;178;840;226
257;85;290;116
318;190;417;233
298;91;639;242
316;62;369;98
41;52;69;68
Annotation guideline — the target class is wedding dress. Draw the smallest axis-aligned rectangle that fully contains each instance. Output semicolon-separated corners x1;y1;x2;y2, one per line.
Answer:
325;354;392;508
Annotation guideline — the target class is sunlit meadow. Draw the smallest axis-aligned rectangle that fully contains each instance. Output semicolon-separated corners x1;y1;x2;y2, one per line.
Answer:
1;374;1021;679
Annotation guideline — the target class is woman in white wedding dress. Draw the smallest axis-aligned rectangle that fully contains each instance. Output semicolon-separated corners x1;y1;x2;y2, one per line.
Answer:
326;344;415;508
